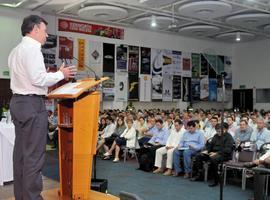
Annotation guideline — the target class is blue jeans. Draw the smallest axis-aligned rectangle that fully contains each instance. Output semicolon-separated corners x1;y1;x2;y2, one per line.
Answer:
173;149;198;173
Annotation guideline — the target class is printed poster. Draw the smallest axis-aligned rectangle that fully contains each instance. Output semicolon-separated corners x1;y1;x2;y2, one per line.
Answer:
200;76;209;101
172;51;182;76
173;75;181;99
162;75;173;102
140;47;151;74
182;77;191;102
42;34;57;69
103;43;115;73
103;72;114;101
115;73;128;102
89;41;103;75
139;75;151;102
128;46;139;73
116;45;128;72
192;53;200;78
152;75;163;100
191;78;200;102
209;78;217;101
129;73;139;100
59;36;74;61
182;52;192;77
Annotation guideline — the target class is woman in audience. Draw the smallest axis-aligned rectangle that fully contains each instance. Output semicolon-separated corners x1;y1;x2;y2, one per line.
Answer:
98;117;107;131
136;116;148;139
103;116;126;156
104;118;137;162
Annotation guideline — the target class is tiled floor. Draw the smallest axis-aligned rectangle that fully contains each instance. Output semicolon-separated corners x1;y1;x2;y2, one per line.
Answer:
0;176;59;200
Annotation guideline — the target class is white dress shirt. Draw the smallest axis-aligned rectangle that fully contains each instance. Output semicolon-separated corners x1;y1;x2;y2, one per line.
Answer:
166;127;186;147
8;36;64;95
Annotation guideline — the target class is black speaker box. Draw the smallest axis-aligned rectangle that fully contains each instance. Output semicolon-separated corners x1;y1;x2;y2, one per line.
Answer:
91;178;108;193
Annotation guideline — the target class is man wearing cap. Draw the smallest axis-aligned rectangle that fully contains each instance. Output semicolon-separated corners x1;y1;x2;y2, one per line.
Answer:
191;123;234;187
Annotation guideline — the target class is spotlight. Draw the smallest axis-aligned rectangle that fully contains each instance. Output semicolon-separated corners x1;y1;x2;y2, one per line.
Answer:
236;32;241;42
151;15;157;27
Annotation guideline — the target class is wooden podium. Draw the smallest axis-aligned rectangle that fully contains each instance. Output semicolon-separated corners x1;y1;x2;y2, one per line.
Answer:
48;78;119;200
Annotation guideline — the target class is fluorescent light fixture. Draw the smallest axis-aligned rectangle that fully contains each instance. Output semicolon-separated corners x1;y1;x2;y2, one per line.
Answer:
0;0;27;8
236;32;241;41
151;15;157;27
139;0;148;3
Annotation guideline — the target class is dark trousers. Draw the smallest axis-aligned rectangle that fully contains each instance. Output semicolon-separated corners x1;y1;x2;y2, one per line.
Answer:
10;95;48;200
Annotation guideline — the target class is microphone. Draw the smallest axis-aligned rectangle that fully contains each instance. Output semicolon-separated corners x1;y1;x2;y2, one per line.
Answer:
72;56;100;81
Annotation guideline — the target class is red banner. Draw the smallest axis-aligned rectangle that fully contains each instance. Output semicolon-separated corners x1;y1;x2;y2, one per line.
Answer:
58;19;124;40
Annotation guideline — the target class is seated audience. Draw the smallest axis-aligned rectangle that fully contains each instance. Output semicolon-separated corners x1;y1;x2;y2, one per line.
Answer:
138;117;157;147
153;119;186;176
172;121;205;178
234;119;252;146
250;118;270;150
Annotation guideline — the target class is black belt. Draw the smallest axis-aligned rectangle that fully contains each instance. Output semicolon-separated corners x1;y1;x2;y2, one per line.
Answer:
13;93;46;98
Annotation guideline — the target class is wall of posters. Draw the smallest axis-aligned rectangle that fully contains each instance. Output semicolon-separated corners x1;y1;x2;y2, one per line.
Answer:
182;52;192;77
139;75;151;102
192;53;200;78
116;45;128;72
182;77;191;102
140;47;151;74
191;78;200;102
129;73;139;100
209;78;217;101
103;43;115;73
173;75;181;100
162;75;173;102
115;73;128;102
42;34;57;69
200;76;209;101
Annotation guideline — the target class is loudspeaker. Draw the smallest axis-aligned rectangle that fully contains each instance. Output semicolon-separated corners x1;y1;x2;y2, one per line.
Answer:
91;178;108;193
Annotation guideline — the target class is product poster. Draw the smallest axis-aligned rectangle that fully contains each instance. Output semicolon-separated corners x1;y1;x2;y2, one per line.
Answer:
116;44;128;72
128;73;139;100
162;50;174;76
191;53;200;78
151;48;163;76
89;41;103;73
139;75;151;102
173;75;181;99
191;78;200;102
182;77;191;102
115;73;128;102
172;51;182;76
103;43;115;73
152;75;163;100
128;46;139;73
162;75;173;102
42;34;57;69
140;47;151;74
200;76;209;101
59;36;74;61
102;72;115;101
182;52;192;77
209;78;217;101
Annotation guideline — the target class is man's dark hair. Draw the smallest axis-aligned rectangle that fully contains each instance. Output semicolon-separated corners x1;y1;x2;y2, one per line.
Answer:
187;120;196;127
216;122;229;130
21;15;48;36
174;119;183;125
156;118;163;124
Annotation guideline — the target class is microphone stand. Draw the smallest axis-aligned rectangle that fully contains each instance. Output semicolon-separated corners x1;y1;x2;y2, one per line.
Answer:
219;72;227;200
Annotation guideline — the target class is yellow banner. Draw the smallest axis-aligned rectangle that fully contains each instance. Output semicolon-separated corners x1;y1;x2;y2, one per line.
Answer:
77;38;85;70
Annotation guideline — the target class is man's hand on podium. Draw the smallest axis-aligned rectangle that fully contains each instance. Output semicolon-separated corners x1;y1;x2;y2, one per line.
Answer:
59;62;77;80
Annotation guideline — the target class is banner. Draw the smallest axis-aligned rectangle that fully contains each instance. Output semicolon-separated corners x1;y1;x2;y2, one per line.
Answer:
140;47;151;74
191;78;200;102
115;73;128;102
139;75;151;102
162;50;174;76
89;41;103;67
116;45;128;72
182;77;191;102
128;73;139;100
224;56;232;85
209;78;217;101
42;34;57;69
152;75;163;100
103;72;114;101
173;75;181;99
59;36;74;61
200;76;209;101
128;46;139;73
162;75;173;101
77;38;85;71
151;48;163;76
172;51;182;76
58;19;124;39
200;54;208;76
182;52;192;77
103;43;115;73
192;53;200;78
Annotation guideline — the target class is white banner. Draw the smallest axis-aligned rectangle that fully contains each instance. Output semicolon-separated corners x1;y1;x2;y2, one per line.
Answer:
181;52;192;77
139;75;152;102
162;75;173;102
115;73;128;102
152;75;163;100
89;41;103;76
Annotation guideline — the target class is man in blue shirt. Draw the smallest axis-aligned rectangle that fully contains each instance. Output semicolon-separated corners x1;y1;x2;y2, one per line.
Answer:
250;118;270;150
172;120;205;178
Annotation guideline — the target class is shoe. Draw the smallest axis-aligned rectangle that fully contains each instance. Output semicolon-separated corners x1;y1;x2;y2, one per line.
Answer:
163;170;172;176
172;172;180;177
103;156;111;160
104;152;111;156
208;181;218;187
190;175;203;181
243;162;257;168
113;158;119;162
153;168;162;174
183;173;190;179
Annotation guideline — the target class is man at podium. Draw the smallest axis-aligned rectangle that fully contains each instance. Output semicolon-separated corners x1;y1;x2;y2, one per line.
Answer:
8;15;77;200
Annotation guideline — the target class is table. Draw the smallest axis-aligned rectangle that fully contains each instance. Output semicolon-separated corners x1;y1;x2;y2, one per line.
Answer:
0;121;15;186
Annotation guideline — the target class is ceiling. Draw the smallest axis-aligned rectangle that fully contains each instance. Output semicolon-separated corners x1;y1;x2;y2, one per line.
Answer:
1;0;270;43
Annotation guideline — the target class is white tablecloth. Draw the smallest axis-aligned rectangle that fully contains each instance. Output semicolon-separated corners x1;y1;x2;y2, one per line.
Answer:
0;122;15;185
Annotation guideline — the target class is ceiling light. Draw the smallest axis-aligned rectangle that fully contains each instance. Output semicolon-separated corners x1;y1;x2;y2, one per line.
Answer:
236;32;241;42
151;15;157;27
139;0;148;3
0;0;27;8
168;4;177;29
